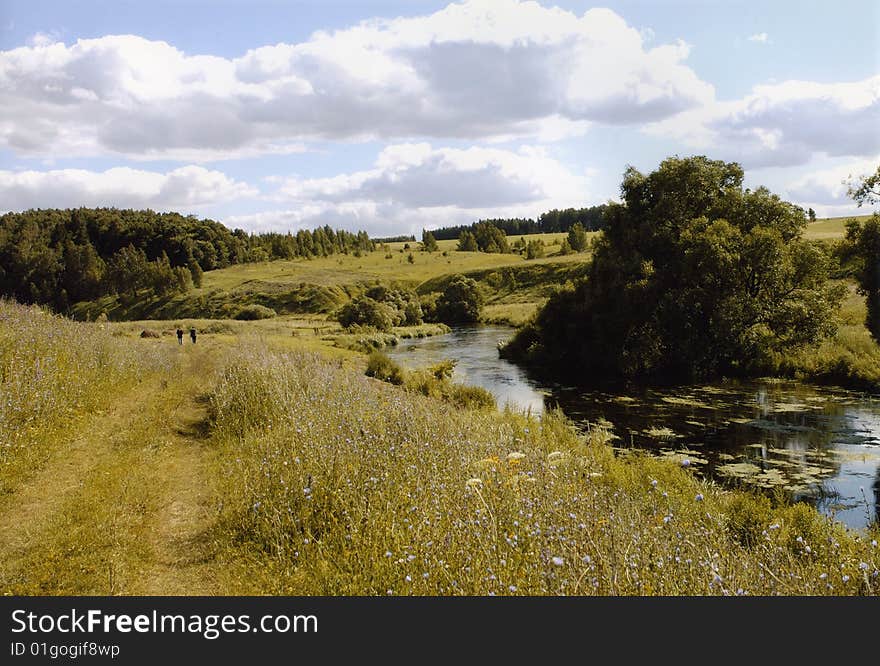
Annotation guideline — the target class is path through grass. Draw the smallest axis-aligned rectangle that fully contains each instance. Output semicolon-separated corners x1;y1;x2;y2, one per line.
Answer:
0;342;221;595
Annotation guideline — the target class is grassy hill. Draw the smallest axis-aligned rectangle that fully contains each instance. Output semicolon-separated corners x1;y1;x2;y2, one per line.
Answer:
71;231;596;325
69;215;864;326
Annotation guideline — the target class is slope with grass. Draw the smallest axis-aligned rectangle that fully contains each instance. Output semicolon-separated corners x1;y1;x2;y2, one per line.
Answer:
0;302;222;594
68;233;595;324
2;301;877;595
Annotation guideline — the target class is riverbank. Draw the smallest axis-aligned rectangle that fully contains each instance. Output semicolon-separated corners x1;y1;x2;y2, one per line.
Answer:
209;343;879;595
386;324;880;530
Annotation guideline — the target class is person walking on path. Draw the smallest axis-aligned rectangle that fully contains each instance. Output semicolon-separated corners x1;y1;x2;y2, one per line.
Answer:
189;327;197;344
176;328;184;345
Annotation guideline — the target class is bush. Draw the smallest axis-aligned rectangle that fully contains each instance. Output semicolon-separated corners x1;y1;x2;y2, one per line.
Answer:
336;296;395;331
448;384;496;410
235;304;278;320
434;275;483;324
365;351;405;385
526;239;546;260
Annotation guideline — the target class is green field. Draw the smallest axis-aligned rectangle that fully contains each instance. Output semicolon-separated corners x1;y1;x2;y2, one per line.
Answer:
804;215;871;240
68;216;864;327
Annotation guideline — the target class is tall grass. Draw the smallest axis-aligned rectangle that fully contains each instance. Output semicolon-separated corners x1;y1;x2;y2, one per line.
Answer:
0;300;176;488
773;285;880;390
208;346;879;595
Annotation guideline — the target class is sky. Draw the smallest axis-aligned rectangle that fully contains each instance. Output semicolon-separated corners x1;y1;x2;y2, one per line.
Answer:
0;0;877;237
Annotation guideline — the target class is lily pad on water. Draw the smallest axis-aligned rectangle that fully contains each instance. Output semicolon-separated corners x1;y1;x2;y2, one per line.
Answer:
769;402;818;413
660;450;709;466
753;469;788;488
661;396;712;409
644;426;680;439
717;462;762;478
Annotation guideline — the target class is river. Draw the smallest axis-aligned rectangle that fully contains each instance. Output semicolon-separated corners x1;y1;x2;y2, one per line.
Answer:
386;325;880;531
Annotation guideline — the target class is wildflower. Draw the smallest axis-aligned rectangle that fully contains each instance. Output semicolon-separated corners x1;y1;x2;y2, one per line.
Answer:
819;573;827;580
695;493;704;502
650;479;658;488
680;459;690;468
768;523;780;531
582;555;591;564
509;585;517;593
384;551;392;558
804;546;812;554
859;562;869;571
551;556;564;567
405;575;412;583
842;575;850;583
872;540;877;548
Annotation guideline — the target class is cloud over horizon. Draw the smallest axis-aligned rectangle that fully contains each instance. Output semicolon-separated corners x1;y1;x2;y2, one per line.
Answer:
0;165;257;212
645;76;880;168
228;142;590;235
0;1;713;160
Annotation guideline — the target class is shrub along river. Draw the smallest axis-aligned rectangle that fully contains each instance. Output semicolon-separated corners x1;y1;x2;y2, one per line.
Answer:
387;325;880;531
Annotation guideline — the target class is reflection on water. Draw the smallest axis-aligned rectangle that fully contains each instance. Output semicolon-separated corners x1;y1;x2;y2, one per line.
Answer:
387;325;880;530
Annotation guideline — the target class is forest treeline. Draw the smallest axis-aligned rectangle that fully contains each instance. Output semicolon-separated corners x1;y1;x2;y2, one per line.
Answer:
427;205;609;241
0;207;375;312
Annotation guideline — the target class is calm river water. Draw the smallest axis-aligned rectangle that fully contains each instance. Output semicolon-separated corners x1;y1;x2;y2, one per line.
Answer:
387;325;880;530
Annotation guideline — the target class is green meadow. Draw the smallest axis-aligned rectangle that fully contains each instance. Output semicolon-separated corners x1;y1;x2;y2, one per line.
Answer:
1;300;878;595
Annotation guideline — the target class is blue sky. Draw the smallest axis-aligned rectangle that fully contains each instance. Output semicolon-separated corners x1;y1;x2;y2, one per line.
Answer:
0;0;877;236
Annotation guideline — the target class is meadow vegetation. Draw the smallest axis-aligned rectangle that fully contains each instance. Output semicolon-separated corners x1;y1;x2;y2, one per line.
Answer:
207;344;879;595
0;300;176;493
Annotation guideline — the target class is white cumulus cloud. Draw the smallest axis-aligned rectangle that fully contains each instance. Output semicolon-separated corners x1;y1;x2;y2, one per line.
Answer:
645;76;880;168
784;157;880;216
0;165;257;212
0;1;714;160
227;142;590;235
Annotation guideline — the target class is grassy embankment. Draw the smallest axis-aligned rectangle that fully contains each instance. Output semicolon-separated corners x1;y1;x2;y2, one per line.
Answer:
3;295;879;595
207;343;879;595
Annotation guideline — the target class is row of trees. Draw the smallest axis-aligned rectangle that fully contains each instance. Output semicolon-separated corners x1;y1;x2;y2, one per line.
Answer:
427;205;609;242
0;208;374;311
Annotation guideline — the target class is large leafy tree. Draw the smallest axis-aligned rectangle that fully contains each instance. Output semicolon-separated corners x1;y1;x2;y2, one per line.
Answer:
503;156;844;382
841;163;880;341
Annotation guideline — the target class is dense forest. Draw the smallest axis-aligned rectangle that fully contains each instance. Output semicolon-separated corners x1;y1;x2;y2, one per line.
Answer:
0;208;374;312
428;205;609;241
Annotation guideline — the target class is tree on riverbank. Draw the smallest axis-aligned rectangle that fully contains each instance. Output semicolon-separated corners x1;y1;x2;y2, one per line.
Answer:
502;156;845;382
841;164;880;342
